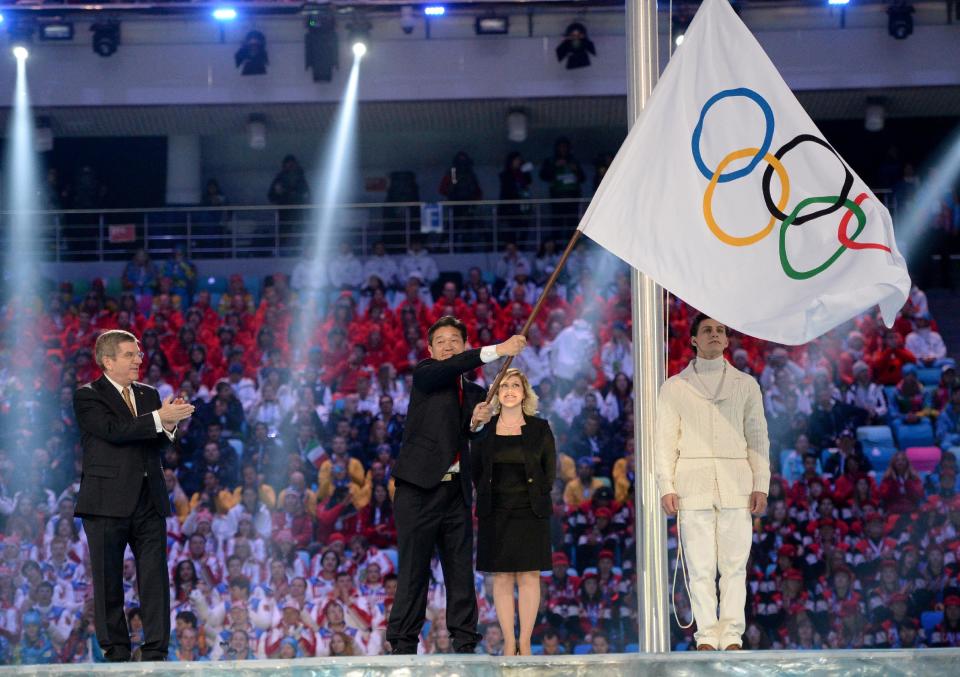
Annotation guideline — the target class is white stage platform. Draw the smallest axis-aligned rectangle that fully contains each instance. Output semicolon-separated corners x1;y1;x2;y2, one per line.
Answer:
3;649;959;676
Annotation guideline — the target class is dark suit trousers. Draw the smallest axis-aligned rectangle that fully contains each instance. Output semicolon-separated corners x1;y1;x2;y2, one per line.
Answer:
83;477;170;662
387;477;481;653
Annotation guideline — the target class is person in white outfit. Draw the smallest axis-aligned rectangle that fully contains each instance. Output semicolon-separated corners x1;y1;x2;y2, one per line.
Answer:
654;314;770;651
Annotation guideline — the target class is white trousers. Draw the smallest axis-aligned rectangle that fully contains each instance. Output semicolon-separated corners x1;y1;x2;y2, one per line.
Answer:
679;498;752;647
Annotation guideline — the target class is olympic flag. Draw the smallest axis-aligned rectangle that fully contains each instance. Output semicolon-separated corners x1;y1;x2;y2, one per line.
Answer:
578;0;910;345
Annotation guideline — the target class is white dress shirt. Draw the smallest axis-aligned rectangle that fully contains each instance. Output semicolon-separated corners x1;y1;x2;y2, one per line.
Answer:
103;374;177;476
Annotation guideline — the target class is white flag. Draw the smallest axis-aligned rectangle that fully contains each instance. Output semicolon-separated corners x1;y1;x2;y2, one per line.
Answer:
578;0;910;345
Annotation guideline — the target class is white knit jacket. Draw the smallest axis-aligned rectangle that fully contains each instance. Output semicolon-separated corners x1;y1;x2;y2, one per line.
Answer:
654;361;771;510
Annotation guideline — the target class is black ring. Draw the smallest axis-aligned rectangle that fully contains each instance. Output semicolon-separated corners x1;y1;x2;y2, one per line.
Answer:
761;134;853;226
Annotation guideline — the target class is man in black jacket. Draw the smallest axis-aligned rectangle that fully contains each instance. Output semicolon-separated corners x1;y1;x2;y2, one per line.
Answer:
74;330;194;662
387;316;526;654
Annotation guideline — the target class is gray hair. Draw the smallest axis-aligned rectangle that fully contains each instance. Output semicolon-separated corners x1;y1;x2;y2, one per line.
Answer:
94;330;139;368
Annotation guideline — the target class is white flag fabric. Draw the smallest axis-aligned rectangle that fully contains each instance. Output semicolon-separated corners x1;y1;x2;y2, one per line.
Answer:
578;0;910;345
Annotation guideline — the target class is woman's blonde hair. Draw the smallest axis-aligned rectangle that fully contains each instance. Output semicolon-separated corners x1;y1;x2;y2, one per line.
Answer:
490;368;539;416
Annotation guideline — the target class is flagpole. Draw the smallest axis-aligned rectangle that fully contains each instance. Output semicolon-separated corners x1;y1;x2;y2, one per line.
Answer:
627;0;671;653
472;230;582;424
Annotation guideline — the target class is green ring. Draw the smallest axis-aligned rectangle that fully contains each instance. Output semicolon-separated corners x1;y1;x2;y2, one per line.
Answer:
778;196;866;280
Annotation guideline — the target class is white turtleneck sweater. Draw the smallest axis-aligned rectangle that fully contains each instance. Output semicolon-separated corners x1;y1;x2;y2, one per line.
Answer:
691;355;725;398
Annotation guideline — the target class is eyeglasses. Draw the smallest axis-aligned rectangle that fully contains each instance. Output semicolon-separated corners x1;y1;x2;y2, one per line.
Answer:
116;350;144;360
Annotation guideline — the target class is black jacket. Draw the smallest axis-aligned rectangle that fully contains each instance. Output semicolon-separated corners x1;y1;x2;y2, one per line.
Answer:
392;348;488;502
73;376;173;519
472;414;556;519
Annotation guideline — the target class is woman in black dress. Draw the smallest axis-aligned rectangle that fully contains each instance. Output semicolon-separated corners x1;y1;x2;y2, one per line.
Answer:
474;368;556;656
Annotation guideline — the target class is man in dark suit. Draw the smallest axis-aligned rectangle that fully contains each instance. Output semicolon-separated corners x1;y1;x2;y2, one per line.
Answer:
386;316;526;654
74;330;194;662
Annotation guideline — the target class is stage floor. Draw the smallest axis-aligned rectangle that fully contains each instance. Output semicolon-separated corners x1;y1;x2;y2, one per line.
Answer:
2;649;959;676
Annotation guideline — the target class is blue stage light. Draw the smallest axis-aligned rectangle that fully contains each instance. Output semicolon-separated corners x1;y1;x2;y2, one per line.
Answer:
212;7;238;21
828;0;850;5
424;6;446;16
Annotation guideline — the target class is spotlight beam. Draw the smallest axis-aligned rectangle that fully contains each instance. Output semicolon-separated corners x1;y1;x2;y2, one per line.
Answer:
893;124;960;268
2;47;43;441
292;56;364;361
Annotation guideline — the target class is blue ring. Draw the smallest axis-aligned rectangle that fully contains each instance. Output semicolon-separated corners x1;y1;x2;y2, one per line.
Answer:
691;88;775;183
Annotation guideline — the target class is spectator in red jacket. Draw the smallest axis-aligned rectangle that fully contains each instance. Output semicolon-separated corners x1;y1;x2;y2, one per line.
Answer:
868;331;917;386
430;281;469;323
358;483;395;549
272;490;314;550
878;452;924;514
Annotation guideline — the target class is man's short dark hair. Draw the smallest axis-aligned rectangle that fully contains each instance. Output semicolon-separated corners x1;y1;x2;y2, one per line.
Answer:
690;313;723;338
176;611;198;627
543;629;559;640
428;316;467;344
126;607;142;623
228;576;251;592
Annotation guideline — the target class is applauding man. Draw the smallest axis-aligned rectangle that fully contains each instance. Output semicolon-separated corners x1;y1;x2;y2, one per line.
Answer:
74;330;194;662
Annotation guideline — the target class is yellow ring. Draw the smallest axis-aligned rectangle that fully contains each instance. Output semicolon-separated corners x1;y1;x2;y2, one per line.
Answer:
702;148;790;247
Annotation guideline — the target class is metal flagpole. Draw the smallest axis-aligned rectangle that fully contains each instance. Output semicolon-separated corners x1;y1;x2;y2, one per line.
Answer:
627;0;671;653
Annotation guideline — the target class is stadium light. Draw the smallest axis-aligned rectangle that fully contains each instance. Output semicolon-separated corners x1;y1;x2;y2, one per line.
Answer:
347;13;371;58
212;7;238;21
91;20;120;58
887;1;914;39
827;0;850;5
424;6;446;16
11;45;27;61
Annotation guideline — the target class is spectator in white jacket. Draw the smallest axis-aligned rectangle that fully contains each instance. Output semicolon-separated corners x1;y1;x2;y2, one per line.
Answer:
845;361;888;423
398;236;439;286
548;317;597;390
601;322;633;382
905;313;947;366
362;241;400;290
655;314;770;652
327;242;365;290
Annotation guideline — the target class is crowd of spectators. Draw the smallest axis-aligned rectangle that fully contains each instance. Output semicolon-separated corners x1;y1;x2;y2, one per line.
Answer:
0;231;958;663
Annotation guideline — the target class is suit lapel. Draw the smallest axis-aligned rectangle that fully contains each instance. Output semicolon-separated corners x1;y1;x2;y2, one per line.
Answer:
132;382;149;418
520;413;536;447
95;375;134;419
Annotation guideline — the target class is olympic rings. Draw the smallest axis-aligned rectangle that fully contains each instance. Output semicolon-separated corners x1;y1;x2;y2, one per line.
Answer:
703;148;790;247
761;134;853;226
839;193;892;253
692;89;890;280
779;196;865;280
692;88;775;183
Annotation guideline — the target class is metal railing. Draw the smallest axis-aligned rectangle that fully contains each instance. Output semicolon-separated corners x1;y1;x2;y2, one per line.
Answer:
1;192;897;262
2;198;596;262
